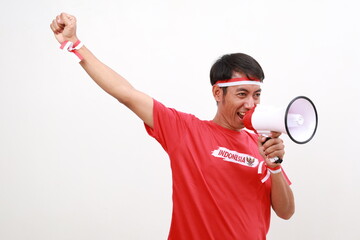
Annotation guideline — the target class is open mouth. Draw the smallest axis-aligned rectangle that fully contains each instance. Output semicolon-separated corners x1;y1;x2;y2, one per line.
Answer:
238;112;246;120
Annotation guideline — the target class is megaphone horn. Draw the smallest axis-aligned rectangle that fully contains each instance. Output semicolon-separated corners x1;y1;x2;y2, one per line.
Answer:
243;96;318;144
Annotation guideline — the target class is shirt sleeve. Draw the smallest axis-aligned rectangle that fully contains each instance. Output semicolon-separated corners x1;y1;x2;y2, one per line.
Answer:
144;99;193;154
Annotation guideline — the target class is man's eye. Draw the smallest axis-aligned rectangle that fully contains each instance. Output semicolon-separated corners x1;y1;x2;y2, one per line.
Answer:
237;92;247;97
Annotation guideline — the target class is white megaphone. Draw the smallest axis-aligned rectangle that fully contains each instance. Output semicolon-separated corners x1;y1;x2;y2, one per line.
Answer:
243;96;318;144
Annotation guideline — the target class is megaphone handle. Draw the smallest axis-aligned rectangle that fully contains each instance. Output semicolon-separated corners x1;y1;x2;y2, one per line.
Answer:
263;137;283;164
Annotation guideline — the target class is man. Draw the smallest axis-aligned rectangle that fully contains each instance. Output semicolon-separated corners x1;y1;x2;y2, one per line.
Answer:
50;12;294;240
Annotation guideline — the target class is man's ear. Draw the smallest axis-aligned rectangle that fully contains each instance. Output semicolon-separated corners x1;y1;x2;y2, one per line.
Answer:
212;85;223;102
212;84;223;102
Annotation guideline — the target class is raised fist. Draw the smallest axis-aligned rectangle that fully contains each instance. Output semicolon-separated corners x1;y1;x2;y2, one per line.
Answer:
50;13;78;44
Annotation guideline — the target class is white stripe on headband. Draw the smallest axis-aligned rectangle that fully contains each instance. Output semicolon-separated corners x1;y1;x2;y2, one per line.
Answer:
217;81;261;87
215;78;262;87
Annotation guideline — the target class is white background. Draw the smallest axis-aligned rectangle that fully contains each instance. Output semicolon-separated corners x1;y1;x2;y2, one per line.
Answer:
1;0;359;239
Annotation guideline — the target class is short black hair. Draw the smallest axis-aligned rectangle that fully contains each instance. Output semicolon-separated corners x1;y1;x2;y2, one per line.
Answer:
209;53;265;86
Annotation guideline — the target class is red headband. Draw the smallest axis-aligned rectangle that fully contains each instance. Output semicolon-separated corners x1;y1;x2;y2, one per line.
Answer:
216;77;261;87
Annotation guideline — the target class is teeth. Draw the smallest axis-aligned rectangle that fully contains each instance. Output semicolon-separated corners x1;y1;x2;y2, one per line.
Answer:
239;112;245;116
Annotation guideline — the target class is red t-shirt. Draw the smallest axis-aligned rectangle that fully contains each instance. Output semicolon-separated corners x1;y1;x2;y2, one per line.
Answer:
145;100;288;240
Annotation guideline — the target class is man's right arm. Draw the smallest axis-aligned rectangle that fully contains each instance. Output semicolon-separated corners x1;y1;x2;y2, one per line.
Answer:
50;13;154;128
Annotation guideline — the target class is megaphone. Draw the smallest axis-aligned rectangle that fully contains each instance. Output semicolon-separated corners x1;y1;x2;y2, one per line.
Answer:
243;96;318;144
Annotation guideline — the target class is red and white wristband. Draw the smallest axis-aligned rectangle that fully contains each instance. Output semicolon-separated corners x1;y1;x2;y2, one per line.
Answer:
60;40;84;62
267;165;282;174
258;161;283;183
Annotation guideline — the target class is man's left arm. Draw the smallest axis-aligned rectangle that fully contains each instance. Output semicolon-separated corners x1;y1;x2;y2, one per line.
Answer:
259;134;295;220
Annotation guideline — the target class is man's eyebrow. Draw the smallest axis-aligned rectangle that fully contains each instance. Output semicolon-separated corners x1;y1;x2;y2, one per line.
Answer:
235;88;262;93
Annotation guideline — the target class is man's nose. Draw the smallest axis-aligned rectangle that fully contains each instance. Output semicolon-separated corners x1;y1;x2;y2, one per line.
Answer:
244;97;255;109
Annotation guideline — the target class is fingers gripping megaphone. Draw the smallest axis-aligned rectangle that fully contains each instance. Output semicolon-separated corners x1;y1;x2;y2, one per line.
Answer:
243;96;318;162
